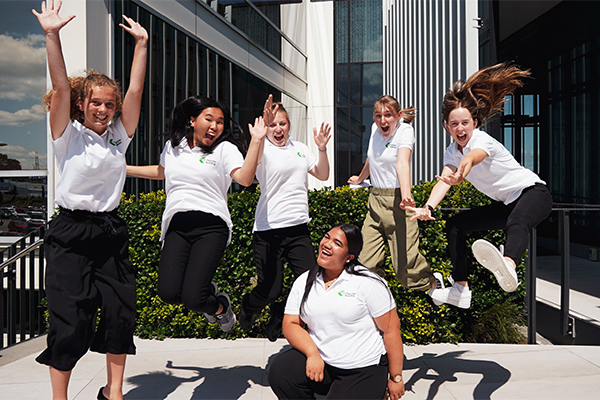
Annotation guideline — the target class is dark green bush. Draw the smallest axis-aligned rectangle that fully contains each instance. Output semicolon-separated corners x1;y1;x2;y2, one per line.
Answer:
119;181;526;343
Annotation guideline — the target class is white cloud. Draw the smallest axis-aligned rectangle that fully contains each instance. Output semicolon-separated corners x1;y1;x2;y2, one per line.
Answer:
0;145;46;170
0;104;45;126
0;33;46;101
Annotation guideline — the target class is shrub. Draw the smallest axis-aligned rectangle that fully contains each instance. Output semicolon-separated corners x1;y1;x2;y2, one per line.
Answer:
119;181;526;343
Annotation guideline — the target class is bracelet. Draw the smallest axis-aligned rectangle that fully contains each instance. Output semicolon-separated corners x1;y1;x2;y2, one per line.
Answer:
426;204;435;214
318;148;327;153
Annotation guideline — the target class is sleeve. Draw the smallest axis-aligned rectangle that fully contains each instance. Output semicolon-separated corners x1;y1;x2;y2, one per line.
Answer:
362;274;396;318
112;118;133;149
442;144;458;168
468;131;495;157
159;141;171;168
306;144;317;172
51;121;76;157
222;142;245;176
284;272;308;316
396;124;415;150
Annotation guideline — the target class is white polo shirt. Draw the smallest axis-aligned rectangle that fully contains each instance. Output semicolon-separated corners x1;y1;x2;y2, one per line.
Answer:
160;139;244;242
53;119;131;212
367;121;414;189
253;138;317;232
443;129;544;204
285;266;396;369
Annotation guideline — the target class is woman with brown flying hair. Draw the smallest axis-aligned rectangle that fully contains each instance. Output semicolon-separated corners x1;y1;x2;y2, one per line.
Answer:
408;63;552;309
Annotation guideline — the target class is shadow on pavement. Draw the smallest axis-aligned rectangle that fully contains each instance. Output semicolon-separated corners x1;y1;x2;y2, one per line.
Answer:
404;350;511;399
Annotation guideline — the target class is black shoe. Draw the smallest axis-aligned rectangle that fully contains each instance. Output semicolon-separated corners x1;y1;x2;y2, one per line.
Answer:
266;303;284;342
238;307;254;331
97;387;109;400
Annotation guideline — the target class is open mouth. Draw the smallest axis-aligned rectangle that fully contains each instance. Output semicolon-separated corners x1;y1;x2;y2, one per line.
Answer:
273;133;285;144
95;114;108;122
380;126;389;133
205;131;216;142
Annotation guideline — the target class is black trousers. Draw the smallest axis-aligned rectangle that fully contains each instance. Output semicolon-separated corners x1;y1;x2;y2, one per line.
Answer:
158;211;229;315
242;224;316;316
447;183;552;281
267;348;389;399
36;209;136;372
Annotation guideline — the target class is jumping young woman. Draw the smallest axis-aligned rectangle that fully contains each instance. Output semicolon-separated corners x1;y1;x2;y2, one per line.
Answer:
33;1;147;399
408;63;552;309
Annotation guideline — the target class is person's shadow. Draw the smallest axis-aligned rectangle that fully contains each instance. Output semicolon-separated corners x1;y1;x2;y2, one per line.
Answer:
403;350;511;399
123;345;290;399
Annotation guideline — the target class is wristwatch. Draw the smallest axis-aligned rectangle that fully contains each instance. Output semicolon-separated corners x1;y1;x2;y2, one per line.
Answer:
426;204;435;214
390;374;403;383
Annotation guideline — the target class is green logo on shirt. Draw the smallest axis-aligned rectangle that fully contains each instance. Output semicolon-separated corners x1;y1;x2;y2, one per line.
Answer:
109;138;122;146
297;152;306;158
338;290;344;297
199;157;205;163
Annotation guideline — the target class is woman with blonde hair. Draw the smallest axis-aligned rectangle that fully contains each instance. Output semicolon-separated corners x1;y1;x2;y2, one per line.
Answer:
348;95;439;296
408;62;552;309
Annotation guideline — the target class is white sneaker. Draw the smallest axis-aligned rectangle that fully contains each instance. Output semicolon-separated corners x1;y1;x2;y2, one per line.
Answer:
429;272;446;306
430;282;472;309
472;239;520;292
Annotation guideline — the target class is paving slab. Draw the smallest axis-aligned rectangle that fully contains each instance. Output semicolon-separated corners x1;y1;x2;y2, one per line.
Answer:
2;338;600;400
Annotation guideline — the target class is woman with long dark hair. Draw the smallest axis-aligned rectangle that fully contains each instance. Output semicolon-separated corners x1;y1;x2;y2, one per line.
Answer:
408;63;552;309
267;224;405;400
127;96;266;332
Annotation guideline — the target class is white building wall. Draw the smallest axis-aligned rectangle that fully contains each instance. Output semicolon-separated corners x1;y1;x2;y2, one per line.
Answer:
383;0;479;184
305;0;334;190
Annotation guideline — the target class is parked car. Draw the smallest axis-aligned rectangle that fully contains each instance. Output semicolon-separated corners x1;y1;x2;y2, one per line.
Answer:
26;218;46;232
8;217;29;232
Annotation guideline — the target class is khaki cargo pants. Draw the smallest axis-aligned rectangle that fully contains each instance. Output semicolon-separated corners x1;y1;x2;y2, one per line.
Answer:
358;187;434;291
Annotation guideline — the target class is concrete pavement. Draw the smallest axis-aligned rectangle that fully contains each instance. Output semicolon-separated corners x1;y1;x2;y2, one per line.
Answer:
1;336;600;399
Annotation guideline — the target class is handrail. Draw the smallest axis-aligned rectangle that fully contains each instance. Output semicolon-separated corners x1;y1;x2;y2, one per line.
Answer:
0;238;44;271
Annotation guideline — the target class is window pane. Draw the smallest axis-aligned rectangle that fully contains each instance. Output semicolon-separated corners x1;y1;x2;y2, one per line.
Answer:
362;63;382;104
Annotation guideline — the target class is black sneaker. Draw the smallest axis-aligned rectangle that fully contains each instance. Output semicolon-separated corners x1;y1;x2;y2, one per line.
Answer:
238;307;254;332
203;282;219;324
215;293;236;333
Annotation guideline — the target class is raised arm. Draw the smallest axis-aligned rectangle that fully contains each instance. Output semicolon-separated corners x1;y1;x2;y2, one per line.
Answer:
230;117;267;186
396;147;415;209
119;15;148;137
32;0;75;140
406;164;455;221
436;148;488;186
282;314;325;382
126;164;165;180
374;309;405;400
348;158;370;185
308;122;331;181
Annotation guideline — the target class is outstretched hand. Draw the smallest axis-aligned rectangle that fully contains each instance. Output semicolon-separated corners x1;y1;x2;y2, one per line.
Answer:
262;94;279;126
248;116;268;141
313;122;331;152
32;0;75;34
405;206;436;221
120;15;148;43
399;197;416;210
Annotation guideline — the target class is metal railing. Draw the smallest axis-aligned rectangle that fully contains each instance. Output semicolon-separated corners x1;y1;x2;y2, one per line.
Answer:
526;204;600;344
1;227;46;349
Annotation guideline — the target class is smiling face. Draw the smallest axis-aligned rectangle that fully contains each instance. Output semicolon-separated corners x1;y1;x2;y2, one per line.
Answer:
267;110;290;147
317;227;355;276
373;105;401;137
445;107;478;150
191;107;224;149
79;85;117;134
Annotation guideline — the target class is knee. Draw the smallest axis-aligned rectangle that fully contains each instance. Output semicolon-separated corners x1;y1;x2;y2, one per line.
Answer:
181;291;211;312
157;285;182;305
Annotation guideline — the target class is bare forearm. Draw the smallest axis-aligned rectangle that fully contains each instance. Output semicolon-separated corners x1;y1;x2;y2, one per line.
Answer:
232;137;263;186
126;165;164;180
283;321;320;358
425;180;451;208
310;150;330;181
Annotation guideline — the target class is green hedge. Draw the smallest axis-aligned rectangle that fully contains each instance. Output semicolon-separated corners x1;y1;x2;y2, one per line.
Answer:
119;182;526;344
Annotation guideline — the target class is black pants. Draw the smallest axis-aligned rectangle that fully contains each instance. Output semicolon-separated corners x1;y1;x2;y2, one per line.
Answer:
158;211;229;315
267;348;389;399
242;224;316;316
447;183;552;281
36;209;136;372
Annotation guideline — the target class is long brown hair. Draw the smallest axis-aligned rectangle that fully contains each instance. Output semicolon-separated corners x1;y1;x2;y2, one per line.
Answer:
374;95;416;124
42;69;122;124
441;62;530;125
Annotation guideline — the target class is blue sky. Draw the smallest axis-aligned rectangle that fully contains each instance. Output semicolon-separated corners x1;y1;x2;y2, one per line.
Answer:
0;1;47;170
